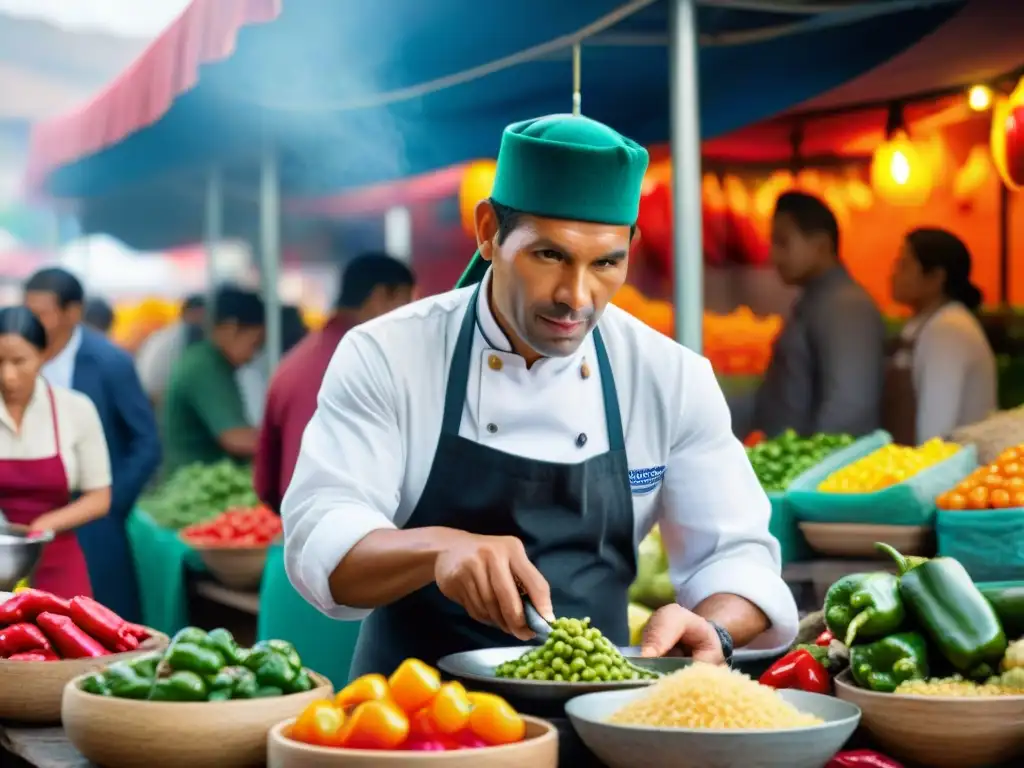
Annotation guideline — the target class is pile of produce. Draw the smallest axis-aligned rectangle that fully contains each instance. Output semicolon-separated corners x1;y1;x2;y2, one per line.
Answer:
142;460;258;530
817;439;960;493
628;527;675;610
936;444;1024;510
778;543;1023;697
288;659;526;751
78;627;315;701
1;590;150;661
494;616;659;683
180;505;281;547
746;430;854;492
702;307;781;376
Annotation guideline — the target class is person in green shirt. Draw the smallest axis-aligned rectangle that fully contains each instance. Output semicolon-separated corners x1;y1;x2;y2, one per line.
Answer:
162;287;265;475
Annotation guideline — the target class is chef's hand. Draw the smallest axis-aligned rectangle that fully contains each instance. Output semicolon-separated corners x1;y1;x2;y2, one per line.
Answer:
27;515;57;535
640;604;725;664
435;533;554;642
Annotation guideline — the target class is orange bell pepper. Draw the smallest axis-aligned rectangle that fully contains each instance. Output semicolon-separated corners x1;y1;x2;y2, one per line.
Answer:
339;700;410;750
467;692;526;745
335;673;391;711
388;658;441;713
429;681;473;734
290;700;345;747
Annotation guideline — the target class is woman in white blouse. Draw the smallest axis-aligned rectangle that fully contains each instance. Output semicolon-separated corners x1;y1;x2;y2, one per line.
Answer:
0;306;112;598
887;228;997;444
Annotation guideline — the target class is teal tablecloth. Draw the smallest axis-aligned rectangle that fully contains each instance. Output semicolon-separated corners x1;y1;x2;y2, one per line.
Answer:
258;545;361;689
126;508;206;635
768;492;811;566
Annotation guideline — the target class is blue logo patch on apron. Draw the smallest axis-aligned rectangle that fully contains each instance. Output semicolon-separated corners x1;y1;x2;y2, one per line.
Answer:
629;466;666;495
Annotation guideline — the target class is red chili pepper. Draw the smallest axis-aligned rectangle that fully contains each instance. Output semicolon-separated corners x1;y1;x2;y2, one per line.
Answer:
68;596;130;652
6;649;59;661
35;612;108;659
793;651;831;694
122;623;151;642
826;750;905;768
758;649;805;689
0;622;52;656
815;630;834;647
0;589;71;626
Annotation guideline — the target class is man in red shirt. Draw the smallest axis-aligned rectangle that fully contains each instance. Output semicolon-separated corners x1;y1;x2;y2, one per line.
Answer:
255;253;415;512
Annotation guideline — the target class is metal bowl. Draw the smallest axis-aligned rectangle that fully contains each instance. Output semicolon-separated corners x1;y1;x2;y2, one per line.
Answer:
437;647;690;703
0;524;53;590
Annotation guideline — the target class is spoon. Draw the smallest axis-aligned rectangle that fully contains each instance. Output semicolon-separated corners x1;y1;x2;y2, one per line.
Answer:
522;595;553;642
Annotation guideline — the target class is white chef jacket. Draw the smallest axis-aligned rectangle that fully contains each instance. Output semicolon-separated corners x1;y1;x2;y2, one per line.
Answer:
283;270;799;651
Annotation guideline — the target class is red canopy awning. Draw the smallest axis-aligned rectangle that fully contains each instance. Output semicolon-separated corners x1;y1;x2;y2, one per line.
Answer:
26;0;280;191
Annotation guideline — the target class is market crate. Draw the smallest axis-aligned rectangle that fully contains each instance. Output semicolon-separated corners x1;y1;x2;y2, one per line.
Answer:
937;509;1024;581
786;430;977;527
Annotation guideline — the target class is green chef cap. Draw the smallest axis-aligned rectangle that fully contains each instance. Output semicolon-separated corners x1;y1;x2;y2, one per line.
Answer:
455;114;649;288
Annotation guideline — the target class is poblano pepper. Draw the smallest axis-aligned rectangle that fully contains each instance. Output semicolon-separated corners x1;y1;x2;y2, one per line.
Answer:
251;639;302;671
205;628;243;666
170;626;208;647
105;661;154;700
207;665;259;701
849;632;929;692
163;641;225;676
148;670;208;702
284;668;314;694
878;543;1007;678
824;572;905;647
128;652;161;680
254;686;284;697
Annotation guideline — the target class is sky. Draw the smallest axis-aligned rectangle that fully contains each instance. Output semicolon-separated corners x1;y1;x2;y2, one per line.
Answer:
0;0;191;37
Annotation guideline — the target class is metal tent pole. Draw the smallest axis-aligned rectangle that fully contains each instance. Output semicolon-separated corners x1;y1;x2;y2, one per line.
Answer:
669;0;703;352
260;145;282;375
203;167;222;333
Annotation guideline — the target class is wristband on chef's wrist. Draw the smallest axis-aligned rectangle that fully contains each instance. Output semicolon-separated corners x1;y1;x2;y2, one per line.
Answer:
707;620;734;663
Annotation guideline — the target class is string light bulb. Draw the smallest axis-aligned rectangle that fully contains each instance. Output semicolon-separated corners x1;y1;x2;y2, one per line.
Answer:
968;85;993;112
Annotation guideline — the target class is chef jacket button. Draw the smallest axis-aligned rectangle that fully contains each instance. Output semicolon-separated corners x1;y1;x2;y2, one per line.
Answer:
488;354;503;371
487;423;499;434
580;362;591;379
576;433;588;448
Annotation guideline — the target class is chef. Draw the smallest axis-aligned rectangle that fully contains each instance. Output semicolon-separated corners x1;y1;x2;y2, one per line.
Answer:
282;114;798;679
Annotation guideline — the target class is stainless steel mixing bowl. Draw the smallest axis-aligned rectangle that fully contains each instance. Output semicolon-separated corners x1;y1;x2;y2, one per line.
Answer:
0;524;53;590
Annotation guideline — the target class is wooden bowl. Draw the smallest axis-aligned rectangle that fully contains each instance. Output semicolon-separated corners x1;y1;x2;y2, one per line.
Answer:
62;670;333;768
184;539;270;590
0;629;168;723
798;523;934;558
266;715;558;768
834;670;1024;768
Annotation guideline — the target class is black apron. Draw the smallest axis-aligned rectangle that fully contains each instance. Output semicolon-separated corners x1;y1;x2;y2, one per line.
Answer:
349;282;637;679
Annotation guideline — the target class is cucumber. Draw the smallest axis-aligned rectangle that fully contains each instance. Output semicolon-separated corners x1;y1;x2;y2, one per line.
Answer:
980;583;1024;638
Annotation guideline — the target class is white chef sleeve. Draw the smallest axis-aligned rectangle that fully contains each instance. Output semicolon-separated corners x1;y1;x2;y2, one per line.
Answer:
281;330;404;620
658;354;799;651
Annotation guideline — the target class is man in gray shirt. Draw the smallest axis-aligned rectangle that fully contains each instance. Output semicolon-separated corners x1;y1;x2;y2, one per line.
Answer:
751;191;886;437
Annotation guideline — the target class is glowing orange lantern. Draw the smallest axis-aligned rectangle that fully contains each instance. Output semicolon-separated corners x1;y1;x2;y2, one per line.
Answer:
870;131;932;206
458;160;497;237
753;170;793;221
636;176;673;272
991;77;1024;190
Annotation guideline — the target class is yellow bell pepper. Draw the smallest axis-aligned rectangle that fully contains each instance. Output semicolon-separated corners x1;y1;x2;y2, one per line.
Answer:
818;439;960;493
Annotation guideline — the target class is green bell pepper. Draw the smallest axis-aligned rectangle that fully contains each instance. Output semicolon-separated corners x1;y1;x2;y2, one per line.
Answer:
128;653;161;680
849;632;929;693
251;639;302;671
284;668;314;694
206;666;259;701
79;672;111;697
254;686;284;698
252;651;297;690
204;628;243;666
170;626;209;647
148;671;208;702
824;572;906;646
162;641;226;676
879;543;1008;678
105;662;154;700
980;583;1024;639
